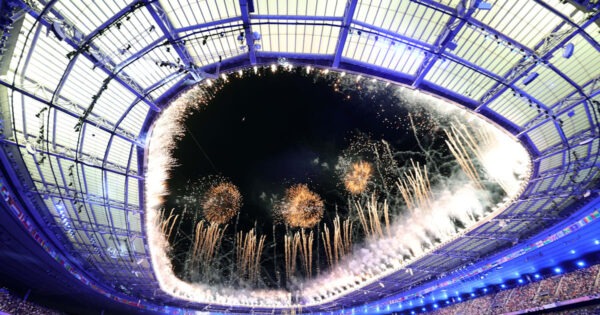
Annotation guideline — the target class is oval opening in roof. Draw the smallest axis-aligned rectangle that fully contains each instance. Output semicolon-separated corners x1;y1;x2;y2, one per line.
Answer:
144;66;531;308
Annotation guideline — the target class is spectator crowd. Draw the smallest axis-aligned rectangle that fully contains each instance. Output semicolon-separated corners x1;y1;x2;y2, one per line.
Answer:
0;287;64;315
428;264;600;315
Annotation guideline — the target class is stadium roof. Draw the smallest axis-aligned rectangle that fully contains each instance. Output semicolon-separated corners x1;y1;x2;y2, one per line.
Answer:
0;0;599;314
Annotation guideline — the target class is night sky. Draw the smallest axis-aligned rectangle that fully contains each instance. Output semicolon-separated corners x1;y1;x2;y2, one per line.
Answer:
163;68;452;288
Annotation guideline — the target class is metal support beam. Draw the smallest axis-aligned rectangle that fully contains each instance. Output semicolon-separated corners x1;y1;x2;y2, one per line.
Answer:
0;136;140;179
332;0;358;68
477;14;600;112
145;1;195;69
239;0;257;64
0;78;142;146
250;14;343;22
35;181;140;212
22;1;160;112
533;0;600;49
413;0;476;87
432;249;480;260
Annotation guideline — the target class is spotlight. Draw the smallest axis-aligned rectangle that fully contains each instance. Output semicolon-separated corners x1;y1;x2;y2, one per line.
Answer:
50;21;66;41
476;1;493;10
577;261;585;267
554;267;562;274
522;72;539;85
563;43;574;58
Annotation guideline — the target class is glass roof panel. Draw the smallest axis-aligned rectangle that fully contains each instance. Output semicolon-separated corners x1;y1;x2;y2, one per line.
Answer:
120;45;183;90
354;0;450;45
557;103;591;139
90;8;164;65
58;56;104;106
472;0;564;49
106;136;134;168
425;59;496;100
487;90;540;127
53;0;130;35
515;65;574;109
342;31;424;75
254;0;346;17
452;25;522;76
182;23;246;66
254;22;340;54
526;120;562;152
551;34;600;88
160;0;241;29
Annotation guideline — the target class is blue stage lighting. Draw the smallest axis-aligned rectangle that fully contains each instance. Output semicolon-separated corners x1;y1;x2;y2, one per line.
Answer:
554;267;562;274
563;43;574;59
534;274;540;279
577;261;585;267
476;1;493;10
518;279;524;284
500;284;506;288
570;249;576;254
522;72;539;85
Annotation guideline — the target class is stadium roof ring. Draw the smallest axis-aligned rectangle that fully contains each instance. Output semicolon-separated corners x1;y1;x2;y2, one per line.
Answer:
0;0;599;313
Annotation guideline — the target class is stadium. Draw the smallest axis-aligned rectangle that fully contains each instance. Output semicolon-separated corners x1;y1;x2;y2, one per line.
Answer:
0;0;599;314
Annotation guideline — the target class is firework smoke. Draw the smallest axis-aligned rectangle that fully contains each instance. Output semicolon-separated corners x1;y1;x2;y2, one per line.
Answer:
202;181;242;224
279;184;324;228
343;161;373;194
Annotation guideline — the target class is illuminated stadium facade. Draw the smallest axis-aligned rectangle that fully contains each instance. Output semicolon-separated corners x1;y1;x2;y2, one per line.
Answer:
0;0;599;314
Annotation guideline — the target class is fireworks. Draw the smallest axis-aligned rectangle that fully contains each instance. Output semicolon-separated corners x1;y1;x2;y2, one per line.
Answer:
144;67;529;306
188;220;227;282
298;230;314;279
396;160;433;211
284;233;299;282
354;194;390;239
321;216;353;268
343;161;373;194
159;208;179;242
445;123;484;190
236;228;266;286
279;184;324;228
202;181;243;224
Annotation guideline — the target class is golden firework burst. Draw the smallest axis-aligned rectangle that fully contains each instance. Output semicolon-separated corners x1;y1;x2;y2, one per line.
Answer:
201;181;242;224
343;161;372;194
280;184;324;228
